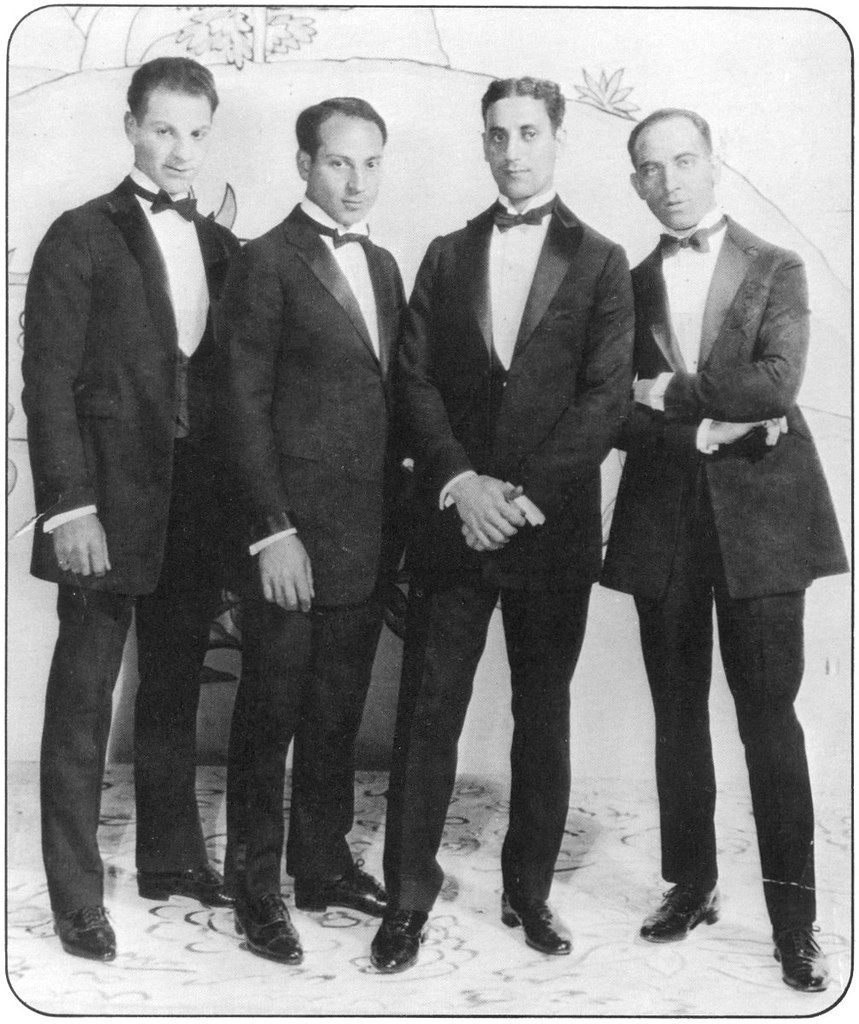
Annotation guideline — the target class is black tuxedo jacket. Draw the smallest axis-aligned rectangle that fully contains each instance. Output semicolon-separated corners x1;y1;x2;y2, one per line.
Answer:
399;198;634;590
219;205;406;607
22;177;239;594
602;217;847;600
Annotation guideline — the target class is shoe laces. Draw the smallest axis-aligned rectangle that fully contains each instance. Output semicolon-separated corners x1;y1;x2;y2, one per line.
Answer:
257;892;287;920
78;906;110;929
777;925;823;962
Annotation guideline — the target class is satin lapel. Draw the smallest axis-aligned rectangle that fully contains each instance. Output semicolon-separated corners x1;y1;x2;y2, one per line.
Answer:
107;185;177;349
698;229;751;368
286;220;378;367
639;249;687;372
512;210;582;362
364;243;395;378
195;215;227;292
462;214;493;357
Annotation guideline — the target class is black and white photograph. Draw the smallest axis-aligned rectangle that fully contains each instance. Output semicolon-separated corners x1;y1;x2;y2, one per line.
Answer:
4;2;852;1017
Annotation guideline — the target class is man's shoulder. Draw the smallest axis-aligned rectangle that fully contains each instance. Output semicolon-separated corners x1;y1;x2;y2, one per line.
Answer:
724;217;801;265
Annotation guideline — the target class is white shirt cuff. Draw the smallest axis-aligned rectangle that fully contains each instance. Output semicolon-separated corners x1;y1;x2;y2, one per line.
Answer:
697;418;718;454
649;372;673;412
249;527;297;556
440;470;477;509
42;505;98;533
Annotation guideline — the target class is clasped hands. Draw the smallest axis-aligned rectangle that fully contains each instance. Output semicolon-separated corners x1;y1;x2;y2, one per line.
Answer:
449;474;528;552
633;378;785;449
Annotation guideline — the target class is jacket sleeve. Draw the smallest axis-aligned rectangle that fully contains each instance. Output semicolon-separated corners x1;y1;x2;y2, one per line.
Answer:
21;212;98;519
219;241;295;542
518;243;635;495
663;252;808;422
397;238;474;494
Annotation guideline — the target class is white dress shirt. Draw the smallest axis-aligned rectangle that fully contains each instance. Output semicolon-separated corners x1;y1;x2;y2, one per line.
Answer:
42;167;208;535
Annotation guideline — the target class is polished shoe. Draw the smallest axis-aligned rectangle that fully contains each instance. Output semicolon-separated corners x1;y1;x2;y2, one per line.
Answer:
774;926;830;992
138;864;234;907
370;910;428;973
640;883;719;942
501;892;572;955
54;906;116;962
234;891;304;965
294;864;387;917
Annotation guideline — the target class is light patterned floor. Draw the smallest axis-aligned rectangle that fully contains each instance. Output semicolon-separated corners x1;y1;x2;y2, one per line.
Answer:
5;763;851;1016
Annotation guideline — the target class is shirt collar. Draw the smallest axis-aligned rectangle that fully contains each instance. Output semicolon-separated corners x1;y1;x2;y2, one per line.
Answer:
496;188;557;216
301;197;369;237
662;205;726;239
129;166;190;201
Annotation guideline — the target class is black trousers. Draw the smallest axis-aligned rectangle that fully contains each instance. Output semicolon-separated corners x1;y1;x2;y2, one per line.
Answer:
224;593;383;897
382;575;591;912
40;442;224;913
634;472;815;931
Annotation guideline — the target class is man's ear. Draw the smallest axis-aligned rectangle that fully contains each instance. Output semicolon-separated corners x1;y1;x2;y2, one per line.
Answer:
296;149;311;182
630;171;645;200
124;111;137;143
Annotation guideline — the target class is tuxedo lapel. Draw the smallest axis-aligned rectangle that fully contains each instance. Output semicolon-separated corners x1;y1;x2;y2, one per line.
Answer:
364;243;397;377
462;212;493;357
638;248;687;372
108;181;177;350
698;224;753;368
283;211;379;368
512;204;583;362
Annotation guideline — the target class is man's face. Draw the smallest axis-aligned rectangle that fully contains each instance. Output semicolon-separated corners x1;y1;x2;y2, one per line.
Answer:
297;114;384;227
124;86;213;195
483;96;560;211
630;116;720;231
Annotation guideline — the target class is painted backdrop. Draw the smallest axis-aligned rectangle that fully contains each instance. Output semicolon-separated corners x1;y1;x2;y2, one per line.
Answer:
6;6;851;774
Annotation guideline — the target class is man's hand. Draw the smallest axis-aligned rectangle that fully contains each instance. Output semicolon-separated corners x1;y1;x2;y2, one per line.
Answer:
706;418;786;449
52;513;111;577
258;534;314;612
448;474;526;550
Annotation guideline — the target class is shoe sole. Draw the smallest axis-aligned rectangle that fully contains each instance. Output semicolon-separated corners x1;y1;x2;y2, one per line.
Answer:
138;885;232;907
59;939;116;962
640;908;720;943
295;897;386;918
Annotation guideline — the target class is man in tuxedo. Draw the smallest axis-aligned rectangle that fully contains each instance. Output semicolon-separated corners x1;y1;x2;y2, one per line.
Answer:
602;108;847;992
22;57;239;961
370;76;634;973
220;97;405;965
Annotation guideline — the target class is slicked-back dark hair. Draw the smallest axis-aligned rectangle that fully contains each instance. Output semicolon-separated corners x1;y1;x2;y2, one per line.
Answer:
127;57;219;120
481;77;566;133
627;108;713;166
296;97;387;158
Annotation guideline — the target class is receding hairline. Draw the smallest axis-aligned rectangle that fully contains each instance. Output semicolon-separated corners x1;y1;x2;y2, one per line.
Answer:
628;109;712;166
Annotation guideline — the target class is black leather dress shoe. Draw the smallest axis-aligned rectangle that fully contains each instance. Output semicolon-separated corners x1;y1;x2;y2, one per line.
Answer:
138;864;234;907
294;865;387;917
370;910;428;973
235;892;304;965
774;926;830;992
54;906;116;962
640;884;719;942
501;892;572;955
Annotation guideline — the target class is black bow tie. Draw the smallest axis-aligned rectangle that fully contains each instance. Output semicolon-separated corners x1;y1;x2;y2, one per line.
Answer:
660;218;726;256
307;217;370;248
493;199;554;232
130;180;197;221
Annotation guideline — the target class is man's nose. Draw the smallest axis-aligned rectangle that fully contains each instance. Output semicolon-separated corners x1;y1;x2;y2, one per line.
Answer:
504;135;524;162
171;135;193;164
346;168;364;193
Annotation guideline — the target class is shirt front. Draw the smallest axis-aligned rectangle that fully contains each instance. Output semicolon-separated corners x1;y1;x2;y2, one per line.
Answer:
130;167;209;359
300;197;380;360
488;188;556;369
661;205;727;374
